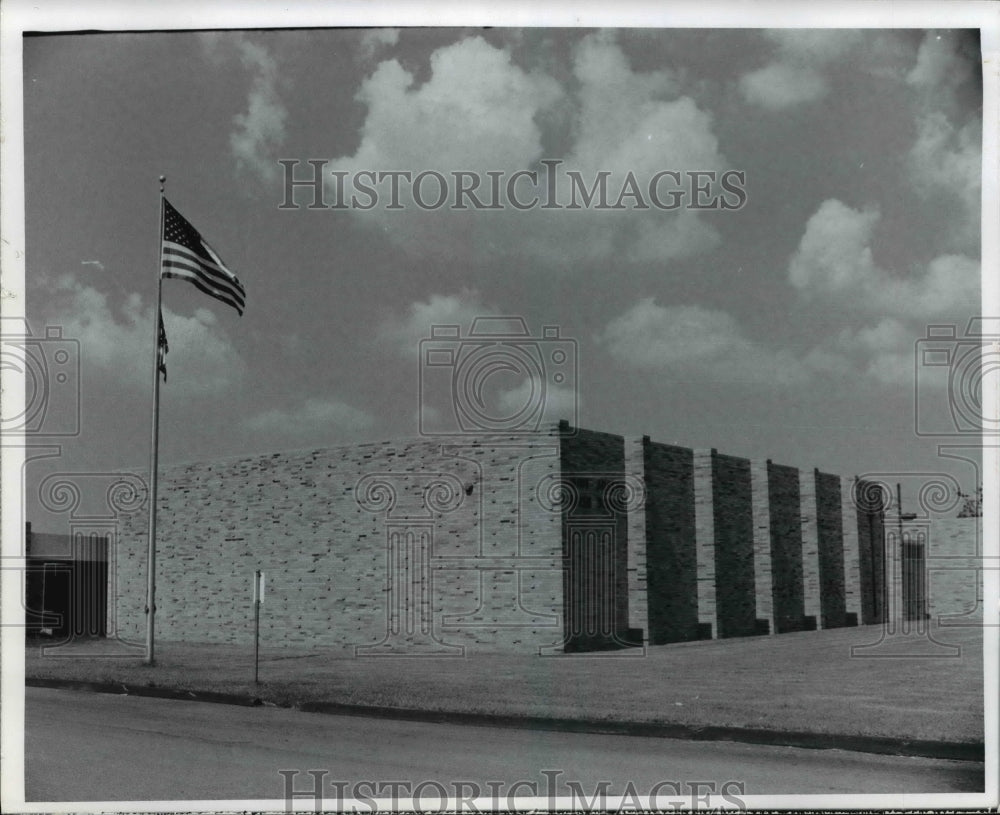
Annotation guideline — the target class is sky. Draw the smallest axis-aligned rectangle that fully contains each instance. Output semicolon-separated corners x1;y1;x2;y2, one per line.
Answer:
19;22;987;526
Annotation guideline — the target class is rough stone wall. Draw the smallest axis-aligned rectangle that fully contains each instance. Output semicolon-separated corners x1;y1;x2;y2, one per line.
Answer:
430;436;564;653
632;450;876;640
558;425;631;649
767;462;807;633
855;479;886;625
693;449;718;637
630;438;882;644
711;452;757;638
816;471;847;629
111;423;897;654
624;438;648;642
840;476;863;625
115;432;567;654
915;517;983;623
799;469;822;629
640;439;699;644
749;461;775;636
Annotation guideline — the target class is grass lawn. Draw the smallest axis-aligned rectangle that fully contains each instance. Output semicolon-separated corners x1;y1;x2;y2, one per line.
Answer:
24;622;984;745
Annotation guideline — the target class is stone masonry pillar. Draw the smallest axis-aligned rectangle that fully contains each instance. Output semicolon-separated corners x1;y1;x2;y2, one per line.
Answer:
841;476;863;624
624;437;649;644
800;468;822;629
693;448;717;638
751;460;775;635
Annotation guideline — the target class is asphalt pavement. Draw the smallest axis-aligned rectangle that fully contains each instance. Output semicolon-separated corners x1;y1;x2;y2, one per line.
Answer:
22;687;985;805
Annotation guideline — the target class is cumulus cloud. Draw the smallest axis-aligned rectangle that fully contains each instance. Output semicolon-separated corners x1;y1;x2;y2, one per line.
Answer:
598;292;940;389
738;29;861;110
904;32;981;253
599;298;808;386
894;253;981;315
327;32;726;268
496;376;578;423
244;397;374;438
625;211;721;264
765;30;863;64
787;198;980;387
523;34;727;263
378;289;497;357
789;199;979;316
910;113;980;201
908;112;981;251
358;28;399;61
41;275;245;397
739;63;827;110
337;36;561;176
569;31;683;168
834;317;916;386
906;31;976;99
789;200;881;294
230;39;287;184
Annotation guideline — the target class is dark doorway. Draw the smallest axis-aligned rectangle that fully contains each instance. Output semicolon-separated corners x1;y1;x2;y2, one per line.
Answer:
26;531;108;641
564;521;618;650
901;536;928;622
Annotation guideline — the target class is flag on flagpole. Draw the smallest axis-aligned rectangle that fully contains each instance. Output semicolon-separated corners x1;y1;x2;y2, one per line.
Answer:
161;198;246;316
158;309;169;382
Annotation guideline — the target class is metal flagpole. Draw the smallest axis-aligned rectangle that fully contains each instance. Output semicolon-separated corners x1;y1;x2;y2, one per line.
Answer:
145;175;166;665
254;570;261;684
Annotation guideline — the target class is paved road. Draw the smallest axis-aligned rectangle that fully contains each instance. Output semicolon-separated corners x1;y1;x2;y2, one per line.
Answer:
23;688;983;804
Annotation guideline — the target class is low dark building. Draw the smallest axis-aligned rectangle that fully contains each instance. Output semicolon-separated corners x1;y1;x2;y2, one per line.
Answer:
25;523;108;640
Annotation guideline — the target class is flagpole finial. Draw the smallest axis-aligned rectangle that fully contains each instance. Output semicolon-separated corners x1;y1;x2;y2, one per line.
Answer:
159;175;166;193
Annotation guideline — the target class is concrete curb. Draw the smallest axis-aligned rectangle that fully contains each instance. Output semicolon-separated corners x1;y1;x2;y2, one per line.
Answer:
27;677;984;763
28;677;266;707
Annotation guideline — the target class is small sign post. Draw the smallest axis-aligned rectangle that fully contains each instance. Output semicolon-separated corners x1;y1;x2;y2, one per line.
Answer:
253;570;264;685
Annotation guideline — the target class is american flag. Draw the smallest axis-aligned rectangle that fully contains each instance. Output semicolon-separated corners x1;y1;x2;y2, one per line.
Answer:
161;198;246;316
158;309;168;382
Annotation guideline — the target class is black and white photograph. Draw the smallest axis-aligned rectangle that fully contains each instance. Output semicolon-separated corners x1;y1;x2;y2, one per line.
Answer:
1;1;997;811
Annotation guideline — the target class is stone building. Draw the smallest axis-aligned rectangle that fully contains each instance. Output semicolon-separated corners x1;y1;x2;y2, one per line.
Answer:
109;421;895;655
